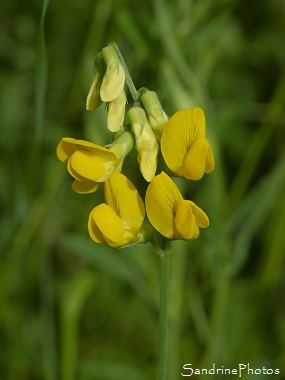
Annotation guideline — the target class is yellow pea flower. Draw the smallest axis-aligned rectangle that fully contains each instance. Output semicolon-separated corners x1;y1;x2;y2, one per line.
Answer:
88;173;145;248
56;132;134;193
161;108;215;181
145;171;209;240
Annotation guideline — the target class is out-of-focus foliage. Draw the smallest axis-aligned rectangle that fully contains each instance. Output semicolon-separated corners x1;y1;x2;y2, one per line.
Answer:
0;0;285;379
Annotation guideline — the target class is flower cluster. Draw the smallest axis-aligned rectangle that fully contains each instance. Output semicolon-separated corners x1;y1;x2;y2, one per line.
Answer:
57;43;215;249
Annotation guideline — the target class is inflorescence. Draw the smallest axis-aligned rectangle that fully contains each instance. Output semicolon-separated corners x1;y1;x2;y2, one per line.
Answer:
56;43;215;250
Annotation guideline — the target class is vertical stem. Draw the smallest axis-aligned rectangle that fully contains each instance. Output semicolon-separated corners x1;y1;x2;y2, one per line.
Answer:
157;250;171;380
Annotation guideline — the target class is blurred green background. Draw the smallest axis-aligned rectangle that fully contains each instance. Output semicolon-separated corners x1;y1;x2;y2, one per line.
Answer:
1;0;285;379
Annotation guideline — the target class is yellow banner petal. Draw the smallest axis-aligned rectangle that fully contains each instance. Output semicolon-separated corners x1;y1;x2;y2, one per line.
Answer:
161;110;191;173
56;139;78;162
192;107;206;138
145;172;182;239
205;145;215;174
58;137;117;158
161;108;206;174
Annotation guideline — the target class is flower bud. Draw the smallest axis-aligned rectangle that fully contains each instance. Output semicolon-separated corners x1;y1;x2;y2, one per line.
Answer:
100;46;125;102
128;107;158;182
107;91;127;132
141;90;168;142
106;130;134;159
86;53;104;110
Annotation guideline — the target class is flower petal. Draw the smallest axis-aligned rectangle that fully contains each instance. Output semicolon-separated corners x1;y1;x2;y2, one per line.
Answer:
138;148;158;182
67;158;87;181
187;201;209;228
104;173;145;233
56;139;78;162
86;53;104;111
68;151;105;180
161;108;206;174
174;199;200;240
145;172;182;239
192;107;206;138
72;180;103;194
103;229;140;248
128;107;159;182
205;145;215;174
91;203;124;243
182;137;210;180
57;137;117;160
100;60;125;102
107;91;126;132
88;206;106;243
68;150;117;182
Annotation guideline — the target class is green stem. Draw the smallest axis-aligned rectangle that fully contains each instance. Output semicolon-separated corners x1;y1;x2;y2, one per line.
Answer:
109;42;139;102
157;249;171;380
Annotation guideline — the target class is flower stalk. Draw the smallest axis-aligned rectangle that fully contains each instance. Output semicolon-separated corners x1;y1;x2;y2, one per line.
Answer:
157;246;171;380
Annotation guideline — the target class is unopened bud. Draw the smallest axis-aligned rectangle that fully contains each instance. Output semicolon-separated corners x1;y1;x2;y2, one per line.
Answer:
128;107;158;182
141;90;168;142
100;46;125;102
107;130;134;159
107;91;127;132
86;53;104;110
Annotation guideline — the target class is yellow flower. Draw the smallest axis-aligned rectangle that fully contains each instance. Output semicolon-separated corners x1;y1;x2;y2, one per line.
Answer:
145;172;209;240
88;173;145;248
161;107;215;181
56;132;133;193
